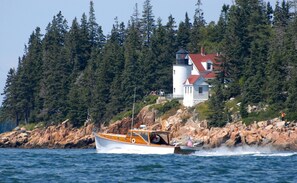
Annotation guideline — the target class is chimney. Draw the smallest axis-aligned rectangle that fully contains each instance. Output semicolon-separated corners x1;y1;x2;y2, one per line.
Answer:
201;47;205;56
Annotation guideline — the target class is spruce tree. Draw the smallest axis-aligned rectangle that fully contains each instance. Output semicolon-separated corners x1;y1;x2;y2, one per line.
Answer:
104;23;125;121
41;12;69;122
140;0;155;46
177;13;191;49
242;0;271;104
265;1;290;108
1;68;20;125
189;0;206;53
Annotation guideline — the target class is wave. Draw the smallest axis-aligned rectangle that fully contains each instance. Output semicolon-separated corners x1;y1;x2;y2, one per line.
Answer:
192;146;297;157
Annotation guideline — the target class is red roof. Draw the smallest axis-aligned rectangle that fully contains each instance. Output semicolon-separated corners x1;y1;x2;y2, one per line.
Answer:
203;72;216;79
185;75;200;84
189;53;218;79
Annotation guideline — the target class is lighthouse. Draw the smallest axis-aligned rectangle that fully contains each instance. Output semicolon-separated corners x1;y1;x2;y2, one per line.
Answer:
173;49;192;98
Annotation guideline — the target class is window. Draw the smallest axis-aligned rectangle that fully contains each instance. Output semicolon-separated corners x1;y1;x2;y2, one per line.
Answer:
139;132;149;142
174;88;176;93
207;62;212;70
199;87;203;94
190;87;192;93
173;70;175;74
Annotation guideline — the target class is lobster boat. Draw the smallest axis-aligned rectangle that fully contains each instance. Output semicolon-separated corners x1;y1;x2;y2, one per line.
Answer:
93;127;187;154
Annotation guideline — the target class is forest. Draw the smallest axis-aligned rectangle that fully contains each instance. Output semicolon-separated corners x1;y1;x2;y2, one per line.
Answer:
0;0;297;128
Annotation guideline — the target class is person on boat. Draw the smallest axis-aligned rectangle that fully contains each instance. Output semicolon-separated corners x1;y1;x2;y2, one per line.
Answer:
187;137;193;147
151;134;160;143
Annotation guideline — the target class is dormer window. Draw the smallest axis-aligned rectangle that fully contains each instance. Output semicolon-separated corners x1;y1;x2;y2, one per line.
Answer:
207;62;212;70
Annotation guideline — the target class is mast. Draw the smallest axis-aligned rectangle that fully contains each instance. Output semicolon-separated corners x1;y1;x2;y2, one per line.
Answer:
131;87;136;130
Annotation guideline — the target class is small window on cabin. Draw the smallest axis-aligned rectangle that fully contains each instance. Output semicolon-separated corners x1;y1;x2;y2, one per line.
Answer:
199;87;203;94
190;87;192;93
139;132;149;142
207;62;212;70
131;132;138;137
174;88;176;93
173;70;175;74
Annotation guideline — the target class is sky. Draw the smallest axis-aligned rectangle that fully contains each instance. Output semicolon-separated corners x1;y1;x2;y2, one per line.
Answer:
0;0;277;104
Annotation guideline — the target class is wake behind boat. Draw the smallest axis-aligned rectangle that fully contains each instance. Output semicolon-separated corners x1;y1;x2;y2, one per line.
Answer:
93;128;180;154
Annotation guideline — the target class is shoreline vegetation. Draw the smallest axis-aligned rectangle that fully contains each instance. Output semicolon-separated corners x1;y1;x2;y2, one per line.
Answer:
1;105;296;151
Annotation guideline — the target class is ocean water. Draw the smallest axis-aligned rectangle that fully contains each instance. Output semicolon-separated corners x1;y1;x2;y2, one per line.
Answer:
0;147;296;183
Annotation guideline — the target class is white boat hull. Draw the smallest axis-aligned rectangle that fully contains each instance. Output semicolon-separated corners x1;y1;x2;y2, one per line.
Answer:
94;133;176;154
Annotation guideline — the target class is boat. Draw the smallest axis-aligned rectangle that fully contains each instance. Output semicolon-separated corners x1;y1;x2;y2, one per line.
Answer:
178;145;202;154
93;88;195;154
93;128;180;154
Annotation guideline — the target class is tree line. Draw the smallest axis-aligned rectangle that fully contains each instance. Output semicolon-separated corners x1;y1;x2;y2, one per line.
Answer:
1;0;297;128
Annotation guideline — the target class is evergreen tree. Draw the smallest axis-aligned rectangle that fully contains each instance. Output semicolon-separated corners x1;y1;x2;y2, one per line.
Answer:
242;0;271;104
41;12;69;122
88;0;99;47
1;68;20;125
140;0;155;46
189;0;206;53
265;1;291;108
121;21;142;108
104;23;125;121
177;13;191;49
285;6;297;112
207;81;229;127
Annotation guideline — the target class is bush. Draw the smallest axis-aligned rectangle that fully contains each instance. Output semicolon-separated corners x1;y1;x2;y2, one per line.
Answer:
242;108;278;125
153;100;180;114
143;95;158;105
20;122;45;131
285;112;297;122
195;101;211;121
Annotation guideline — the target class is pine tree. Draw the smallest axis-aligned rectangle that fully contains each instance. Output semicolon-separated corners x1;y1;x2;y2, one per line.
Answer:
285;6;297;113
265;1;291;108
189;0;206;53
207;81;229;127
121;21;142;108
140;0;155;46
104;22;126;121
242;0;271;104
1;68;20;125
41;12;69;122
177;13;191;49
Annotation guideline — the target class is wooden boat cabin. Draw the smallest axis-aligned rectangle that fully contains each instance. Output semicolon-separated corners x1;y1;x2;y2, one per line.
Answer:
98;129;171;146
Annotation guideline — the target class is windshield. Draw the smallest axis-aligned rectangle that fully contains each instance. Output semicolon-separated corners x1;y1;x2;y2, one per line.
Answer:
150;132;169;145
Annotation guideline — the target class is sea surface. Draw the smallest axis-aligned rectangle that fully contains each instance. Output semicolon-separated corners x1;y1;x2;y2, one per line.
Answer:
0;146;297;183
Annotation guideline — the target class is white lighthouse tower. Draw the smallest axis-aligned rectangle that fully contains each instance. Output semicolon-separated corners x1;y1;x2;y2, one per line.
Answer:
173;49;192;98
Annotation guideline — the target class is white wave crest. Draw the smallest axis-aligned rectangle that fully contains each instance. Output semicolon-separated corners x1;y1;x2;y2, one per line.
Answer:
193;146;297;157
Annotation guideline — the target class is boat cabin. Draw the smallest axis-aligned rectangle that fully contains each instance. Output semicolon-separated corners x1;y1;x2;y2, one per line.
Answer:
127;129;170;145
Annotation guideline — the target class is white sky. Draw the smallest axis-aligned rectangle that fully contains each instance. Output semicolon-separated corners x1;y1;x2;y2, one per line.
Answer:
0;0;277;104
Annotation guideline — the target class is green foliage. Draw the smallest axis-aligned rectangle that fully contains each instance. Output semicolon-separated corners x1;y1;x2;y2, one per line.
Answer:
242;108;278;125
286;112;297;122
195;101;211;121
152;100;180;115
20;122;45;131
110;95;158;123
225;97;240;113
143;95;158;105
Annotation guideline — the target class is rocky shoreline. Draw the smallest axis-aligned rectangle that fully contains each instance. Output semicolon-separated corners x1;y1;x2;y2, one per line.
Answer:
0;107;297;151
0;120;95;149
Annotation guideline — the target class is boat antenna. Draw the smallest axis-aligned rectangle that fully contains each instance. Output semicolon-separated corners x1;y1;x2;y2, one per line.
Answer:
131;87;136;130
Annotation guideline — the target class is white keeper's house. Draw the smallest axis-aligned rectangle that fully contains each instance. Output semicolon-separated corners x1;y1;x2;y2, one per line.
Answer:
173;48;218;107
